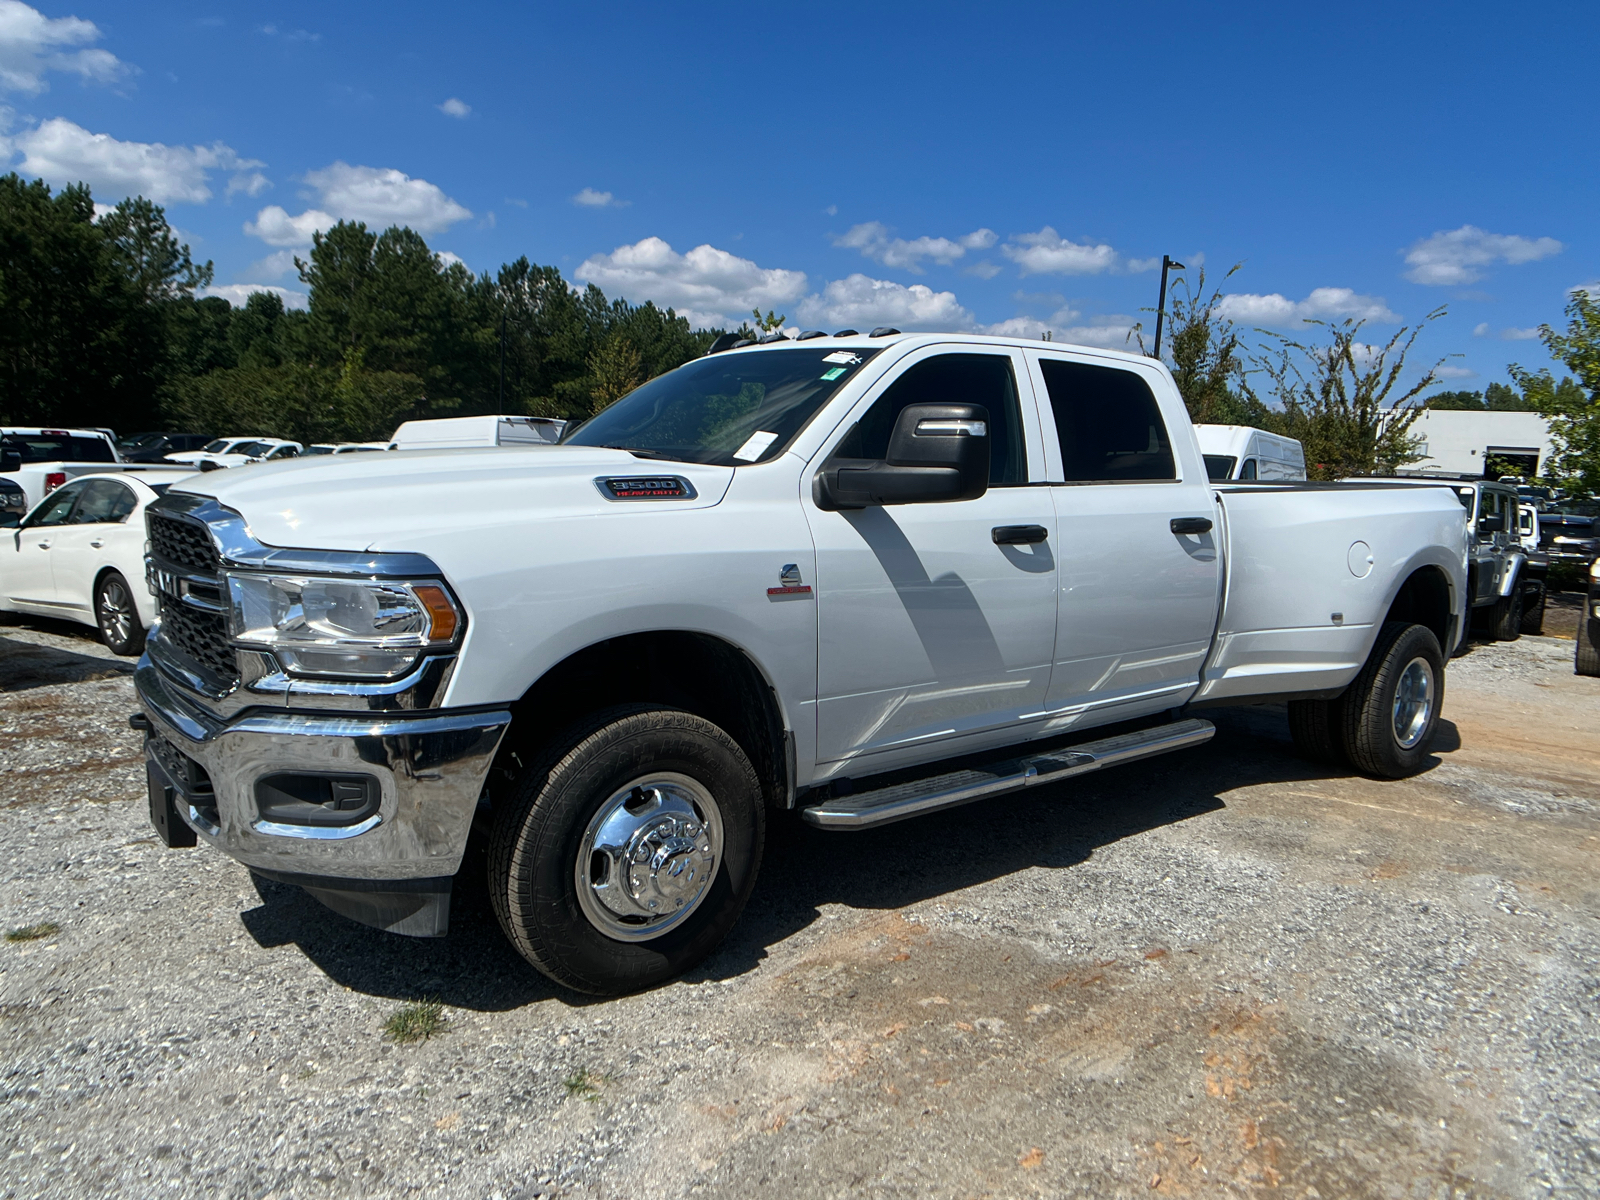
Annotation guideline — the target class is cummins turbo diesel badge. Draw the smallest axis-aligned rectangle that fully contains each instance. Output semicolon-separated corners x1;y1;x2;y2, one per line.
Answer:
596;476;699;500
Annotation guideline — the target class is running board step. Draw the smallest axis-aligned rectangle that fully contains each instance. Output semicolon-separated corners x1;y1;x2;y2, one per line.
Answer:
800;718;1215;831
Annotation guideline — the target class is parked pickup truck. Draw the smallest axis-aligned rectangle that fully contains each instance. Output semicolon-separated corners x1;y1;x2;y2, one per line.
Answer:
134;333;1468;994
0;427;123;510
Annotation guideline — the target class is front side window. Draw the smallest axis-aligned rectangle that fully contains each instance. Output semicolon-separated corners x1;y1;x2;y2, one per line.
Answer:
27;482;85;527
563;347;883;465
201;439;231;454
834;353;1027;485
1240;458;1258;480
1038;359;1176;482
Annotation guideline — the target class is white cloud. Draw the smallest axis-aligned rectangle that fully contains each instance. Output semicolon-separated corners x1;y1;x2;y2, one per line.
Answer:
796;274;972;331
979;307;1138;349
0;0;129;94
245;205;335;246
1434;365;1477;380
245;248;300;279
244;161;472;247
1000;226;1119;276
833;222;998;273
226;170;270;198
574;236;807;326
1403;225;1563;285
438;97;470;118
200;283;308;310
435;250;464;268
1472;322;1491;338
572;187;628;208
964;260;1001;280
7;117;264;204
1215;287;1399;326
1500;326;1540;341
1125;256;1161;273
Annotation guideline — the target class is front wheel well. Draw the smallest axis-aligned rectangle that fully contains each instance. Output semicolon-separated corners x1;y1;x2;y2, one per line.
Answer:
494;632;790;812
1384;565;1453;650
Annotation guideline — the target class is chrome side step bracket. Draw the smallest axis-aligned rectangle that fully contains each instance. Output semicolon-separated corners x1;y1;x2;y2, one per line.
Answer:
799;718;1215;831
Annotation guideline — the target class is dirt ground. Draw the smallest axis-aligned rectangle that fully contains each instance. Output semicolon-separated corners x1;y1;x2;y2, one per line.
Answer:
2;609;1597;1200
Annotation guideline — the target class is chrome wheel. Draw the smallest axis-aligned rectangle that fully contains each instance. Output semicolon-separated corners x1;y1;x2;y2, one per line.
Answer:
97;577;134;646
574;773;723;943
1391;656;1434;749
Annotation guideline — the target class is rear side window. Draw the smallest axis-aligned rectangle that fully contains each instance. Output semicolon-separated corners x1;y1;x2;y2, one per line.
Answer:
1038;359;1176;482
1203;455;1236;481
71;479;136;523
836;353;1027;485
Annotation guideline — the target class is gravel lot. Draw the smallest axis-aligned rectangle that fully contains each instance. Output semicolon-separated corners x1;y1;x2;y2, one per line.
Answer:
2;612;1597;1199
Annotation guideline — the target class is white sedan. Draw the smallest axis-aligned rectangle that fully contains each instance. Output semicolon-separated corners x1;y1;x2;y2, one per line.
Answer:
1;470;194;655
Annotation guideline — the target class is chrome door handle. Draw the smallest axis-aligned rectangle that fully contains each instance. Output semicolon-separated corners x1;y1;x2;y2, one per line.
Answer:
992;525;1048;545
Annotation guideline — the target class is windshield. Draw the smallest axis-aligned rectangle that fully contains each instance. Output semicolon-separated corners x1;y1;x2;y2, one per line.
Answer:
562;347;883;465
1547;499;1600;516
119;433;161;450
201;439;231;453
1203;454;1237;481
304;445;337;455
0;433;115;464
232;441;273;457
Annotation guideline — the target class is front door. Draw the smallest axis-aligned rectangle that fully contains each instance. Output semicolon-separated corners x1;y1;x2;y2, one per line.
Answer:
3;481;87;610
50;478;139;614
1028;351;1222;723
807;347;1059;768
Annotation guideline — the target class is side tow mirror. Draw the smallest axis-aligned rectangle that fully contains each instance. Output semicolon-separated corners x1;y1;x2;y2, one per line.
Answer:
814;403;991;511
1478;514;1505;534
0;451;20;473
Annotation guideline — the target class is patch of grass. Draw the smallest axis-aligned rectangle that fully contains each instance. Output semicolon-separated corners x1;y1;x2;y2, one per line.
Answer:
382;1000;448;1044
563;1068;606;1102
6;922;60;943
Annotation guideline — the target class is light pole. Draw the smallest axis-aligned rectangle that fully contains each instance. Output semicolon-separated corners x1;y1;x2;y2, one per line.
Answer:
1152;254;1185;360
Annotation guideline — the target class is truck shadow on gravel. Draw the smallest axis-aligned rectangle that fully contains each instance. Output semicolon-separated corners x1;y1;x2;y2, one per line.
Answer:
0;631;133;691
237;703;1457;1011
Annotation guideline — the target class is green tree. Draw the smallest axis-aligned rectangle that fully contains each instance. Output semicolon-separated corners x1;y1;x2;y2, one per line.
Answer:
1246;314;1445;479
586;331;644;413
1511;290;1600;491
1484;381;1534;411
1423;389;1484;410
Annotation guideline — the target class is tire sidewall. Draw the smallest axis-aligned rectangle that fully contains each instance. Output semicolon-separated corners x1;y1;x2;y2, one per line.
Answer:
496;709;764;994
1348;623;1444;778
95;571;143;655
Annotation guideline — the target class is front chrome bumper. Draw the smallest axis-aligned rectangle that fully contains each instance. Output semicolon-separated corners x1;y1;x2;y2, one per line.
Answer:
135;655;511;883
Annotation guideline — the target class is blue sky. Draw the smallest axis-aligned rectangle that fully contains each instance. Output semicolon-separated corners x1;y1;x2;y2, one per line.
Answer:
2;0;1595;394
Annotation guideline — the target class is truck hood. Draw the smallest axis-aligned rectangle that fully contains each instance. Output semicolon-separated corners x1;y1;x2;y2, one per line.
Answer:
170;445;736;553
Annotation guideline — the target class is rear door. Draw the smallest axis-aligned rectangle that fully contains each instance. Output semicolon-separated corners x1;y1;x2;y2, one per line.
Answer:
807;346;1059;767
1027;351;1221;722
50;478;138;614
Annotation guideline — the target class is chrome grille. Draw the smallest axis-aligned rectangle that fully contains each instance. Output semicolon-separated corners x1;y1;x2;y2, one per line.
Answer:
146;509;238;689
148;512;219;574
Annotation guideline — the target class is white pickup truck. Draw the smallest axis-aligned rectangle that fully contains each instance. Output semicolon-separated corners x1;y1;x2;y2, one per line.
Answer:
0;426;124;510
134;333;1468;994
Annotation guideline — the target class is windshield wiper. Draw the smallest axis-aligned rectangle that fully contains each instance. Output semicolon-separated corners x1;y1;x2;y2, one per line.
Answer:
601;444;677;461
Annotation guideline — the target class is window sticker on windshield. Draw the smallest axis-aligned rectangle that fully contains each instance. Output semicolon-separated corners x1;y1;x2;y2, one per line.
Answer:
823;351;862;365
820;367;847;381
733;430;780;462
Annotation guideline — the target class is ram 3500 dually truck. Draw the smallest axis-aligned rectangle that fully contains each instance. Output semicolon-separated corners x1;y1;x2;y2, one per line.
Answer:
135;333;1468;994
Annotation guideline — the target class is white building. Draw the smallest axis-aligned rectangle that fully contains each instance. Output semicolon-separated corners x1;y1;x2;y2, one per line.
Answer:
1400;410;1554;478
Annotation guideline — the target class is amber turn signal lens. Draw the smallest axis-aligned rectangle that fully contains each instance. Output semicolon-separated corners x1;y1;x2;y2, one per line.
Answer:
413;585;459;641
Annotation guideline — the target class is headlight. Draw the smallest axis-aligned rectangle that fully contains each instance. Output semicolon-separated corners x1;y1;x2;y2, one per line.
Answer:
1590;558;1600;580
227;574;461;678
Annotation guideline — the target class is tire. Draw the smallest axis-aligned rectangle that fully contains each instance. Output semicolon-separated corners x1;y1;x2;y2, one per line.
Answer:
1489;587;1522;642
1578;613;1600;678
1519;583;1546;636
1287;697;1346;766
1338;621;1445;779
488;705;765;995
95;570;145;656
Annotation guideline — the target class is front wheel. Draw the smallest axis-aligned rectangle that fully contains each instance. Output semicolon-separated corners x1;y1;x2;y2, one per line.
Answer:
1489;587;1523;642
1578;610;1600;677
95;570;145;656
1519;583;1546;636
1339;622;1445;778
488;706;765;994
